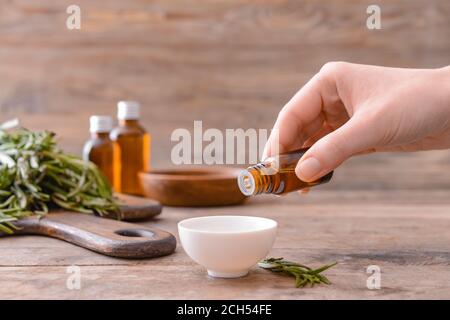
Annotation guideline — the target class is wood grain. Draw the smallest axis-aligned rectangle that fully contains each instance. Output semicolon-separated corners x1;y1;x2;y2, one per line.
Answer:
4;212;176;259
0;0;449;191
0;190;449;299
114;193;162;221
0;0;449;299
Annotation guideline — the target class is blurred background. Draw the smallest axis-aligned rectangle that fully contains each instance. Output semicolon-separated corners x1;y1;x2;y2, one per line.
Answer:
0;0;449;191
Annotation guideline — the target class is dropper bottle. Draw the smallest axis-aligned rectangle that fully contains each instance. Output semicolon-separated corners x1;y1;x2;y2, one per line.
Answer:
237;148;333;196
110;101;150;195
83;116;121;192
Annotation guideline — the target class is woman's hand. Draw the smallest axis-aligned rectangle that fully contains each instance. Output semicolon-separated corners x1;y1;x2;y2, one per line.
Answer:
263;62;450;182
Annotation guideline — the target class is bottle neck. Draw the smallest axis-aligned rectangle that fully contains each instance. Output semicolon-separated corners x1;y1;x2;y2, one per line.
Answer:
119;119;139;127
91;132;110;139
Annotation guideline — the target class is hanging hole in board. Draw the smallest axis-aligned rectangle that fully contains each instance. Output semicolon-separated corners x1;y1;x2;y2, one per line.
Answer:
115;229;155;239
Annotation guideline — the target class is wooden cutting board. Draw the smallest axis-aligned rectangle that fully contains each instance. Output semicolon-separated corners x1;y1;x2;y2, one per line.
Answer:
0;194;176;259
106;193;163;221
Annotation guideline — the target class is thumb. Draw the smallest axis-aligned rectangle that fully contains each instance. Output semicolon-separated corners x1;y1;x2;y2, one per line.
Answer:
295;117;376;182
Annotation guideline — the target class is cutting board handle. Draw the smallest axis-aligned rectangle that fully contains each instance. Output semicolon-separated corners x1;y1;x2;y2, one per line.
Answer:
10;212;176;259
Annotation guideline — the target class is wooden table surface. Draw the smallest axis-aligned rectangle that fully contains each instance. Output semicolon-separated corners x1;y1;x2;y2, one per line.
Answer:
0;0;449;300
1;188;449;300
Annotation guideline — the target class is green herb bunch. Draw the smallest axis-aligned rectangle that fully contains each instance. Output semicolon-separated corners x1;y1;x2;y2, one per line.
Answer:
0;127;119;234
258;258;337;288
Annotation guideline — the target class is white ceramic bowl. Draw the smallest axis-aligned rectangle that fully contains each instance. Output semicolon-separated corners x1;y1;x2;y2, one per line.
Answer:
178;215;277;278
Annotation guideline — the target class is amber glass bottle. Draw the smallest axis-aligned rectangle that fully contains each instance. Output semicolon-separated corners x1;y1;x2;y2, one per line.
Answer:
110;101;150;195
83;116;121;192
237;148;333;196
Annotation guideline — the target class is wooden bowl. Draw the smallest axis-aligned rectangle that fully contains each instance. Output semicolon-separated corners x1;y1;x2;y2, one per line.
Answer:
139;168;247;207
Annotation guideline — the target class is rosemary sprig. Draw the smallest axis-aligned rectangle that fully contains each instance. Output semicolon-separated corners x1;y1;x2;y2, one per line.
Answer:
258;257;337;288
0;126;120;233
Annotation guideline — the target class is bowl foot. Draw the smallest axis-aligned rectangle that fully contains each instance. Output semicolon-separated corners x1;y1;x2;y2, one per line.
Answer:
207;270;249;279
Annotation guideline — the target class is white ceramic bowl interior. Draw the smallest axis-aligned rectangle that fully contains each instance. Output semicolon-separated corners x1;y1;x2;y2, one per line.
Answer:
178;215;277;278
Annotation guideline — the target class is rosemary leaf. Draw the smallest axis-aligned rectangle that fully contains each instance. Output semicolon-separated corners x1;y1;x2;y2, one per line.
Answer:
258;257;337;288
0;126;120;233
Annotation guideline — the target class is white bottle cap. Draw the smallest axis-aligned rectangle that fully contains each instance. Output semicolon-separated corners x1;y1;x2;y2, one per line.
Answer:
117;101;140;120
90;115;113;133
237;170;256;196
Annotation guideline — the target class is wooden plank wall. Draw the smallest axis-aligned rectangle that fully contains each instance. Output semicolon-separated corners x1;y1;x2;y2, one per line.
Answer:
0;0;449;190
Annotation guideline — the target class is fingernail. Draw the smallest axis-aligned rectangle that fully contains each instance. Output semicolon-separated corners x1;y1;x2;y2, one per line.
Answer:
296;157;322;181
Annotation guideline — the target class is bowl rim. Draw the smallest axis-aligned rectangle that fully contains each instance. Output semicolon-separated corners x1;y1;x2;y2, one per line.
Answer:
139;167;242;182
178;215;277;234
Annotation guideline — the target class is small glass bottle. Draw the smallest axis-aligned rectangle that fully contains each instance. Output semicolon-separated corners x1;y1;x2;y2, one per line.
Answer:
110;101;150;195
83;116;121;192
237;148;333;196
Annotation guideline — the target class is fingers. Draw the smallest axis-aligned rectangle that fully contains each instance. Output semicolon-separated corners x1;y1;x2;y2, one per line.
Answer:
302;122;334;147
296;116;377;182
262;72;332;159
